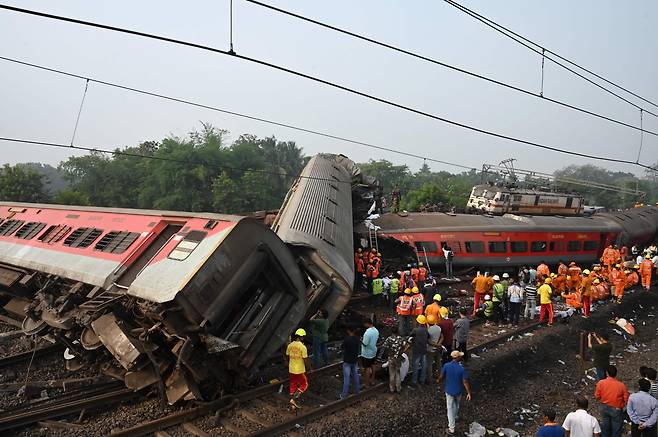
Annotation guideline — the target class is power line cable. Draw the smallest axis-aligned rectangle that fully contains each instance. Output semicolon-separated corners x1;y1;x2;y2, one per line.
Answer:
0;4;655;171
442;0;658;112
442;0;658;118
0;56;477;172
244;0;658;138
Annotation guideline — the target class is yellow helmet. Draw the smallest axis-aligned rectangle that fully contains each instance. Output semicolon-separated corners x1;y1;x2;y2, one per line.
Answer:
550;273;557;278
439;307;449;318
594;279;600;284
583;269;590;275
634;265;640;269
419;262;424;267
295;328;306;337
615;264;621;268
416;315;427;325
544;278;552;284
594;266;601;271
566;275;571;280
433;294;442;302
426;314;437;325
404;288;412;294
647;255;652;259
412;287;419;293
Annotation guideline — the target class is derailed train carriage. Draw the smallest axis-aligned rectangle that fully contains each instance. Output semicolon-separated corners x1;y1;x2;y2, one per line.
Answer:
0;154;374;404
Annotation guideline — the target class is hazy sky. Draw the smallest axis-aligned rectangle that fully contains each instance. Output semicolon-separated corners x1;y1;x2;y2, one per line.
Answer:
1;0;657;176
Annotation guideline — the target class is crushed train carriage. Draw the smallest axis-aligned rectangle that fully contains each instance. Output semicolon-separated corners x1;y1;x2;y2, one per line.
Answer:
0;154;377;404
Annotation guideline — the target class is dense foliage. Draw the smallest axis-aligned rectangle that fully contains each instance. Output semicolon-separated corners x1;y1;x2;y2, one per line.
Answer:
0;123;656;212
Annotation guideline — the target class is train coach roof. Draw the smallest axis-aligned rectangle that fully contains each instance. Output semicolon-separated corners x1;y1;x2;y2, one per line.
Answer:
369;212;619;233
0;202;245;222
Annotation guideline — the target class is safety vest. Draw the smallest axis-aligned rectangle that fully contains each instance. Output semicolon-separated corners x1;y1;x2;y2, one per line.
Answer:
411;294;425;315
372;278;384;295
410;268;420;282
640;260;654;275
396;295;413;315
492;283;505;302
484;301;494;317
390;278;400;294
418;267;427;282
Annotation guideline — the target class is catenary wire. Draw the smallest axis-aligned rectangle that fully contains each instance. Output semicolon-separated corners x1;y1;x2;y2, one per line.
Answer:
442;0;658;112
0;56;476;172
0;4;655;171
442;0;658;118
243;0;658;138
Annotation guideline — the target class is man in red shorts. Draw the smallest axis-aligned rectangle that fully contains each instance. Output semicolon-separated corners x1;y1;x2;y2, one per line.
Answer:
286;328;311;410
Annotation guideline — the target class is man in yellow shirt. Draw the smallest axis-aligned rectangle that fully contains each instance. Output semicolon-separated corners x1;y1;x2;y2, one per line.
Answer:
286;328;311;409
538;278;554;326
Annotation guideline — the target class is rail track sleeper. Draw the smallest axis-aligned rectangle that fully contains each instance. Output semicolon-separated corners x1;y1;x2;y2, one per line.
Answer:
0;344;63;368
240;409;274;426
217;417;248;436
182;422;211;437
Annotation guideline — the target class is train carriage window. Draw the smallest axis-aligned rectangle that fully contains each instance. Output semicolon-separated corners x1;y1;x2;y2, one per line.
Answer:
465;241;484;253
584;241;598;251
549;241;566;252
94;231;140;254
0;219;25;236
63;227;104;248
531;241;547;252
511;241;528;253
39;225;72;244
513;195;522;202
15;222;46;240
169;230;207;261
414;241;438;253
567;241;582;252
488;241;507;253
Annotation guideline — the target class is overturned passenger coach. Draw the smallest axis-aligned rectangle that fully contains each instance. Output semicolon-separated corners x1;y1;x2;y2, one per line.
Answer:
0;154;375;404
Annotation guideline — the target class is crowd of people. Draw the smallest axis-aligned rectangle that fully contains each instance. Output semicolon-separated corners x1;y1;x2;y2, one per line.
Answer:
281;243;658;435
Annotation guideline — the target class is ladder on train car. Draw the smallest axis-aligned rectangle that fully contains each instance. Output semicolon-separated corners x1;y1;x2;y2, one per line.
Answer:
368;227;379;252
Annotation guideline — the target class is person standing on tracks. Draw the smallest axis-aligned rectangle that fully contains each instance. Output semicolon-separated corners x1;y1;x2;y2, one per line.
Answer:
418;262;428;287
381;325;408;394
589;332;612;381
438;350;472;435
388;273;399;310
562;396;601;437
453;308;470;362
538;278;554;326
491;275;505;327
507;277;524;327
360;318;379;388
309;309;330;368
339;325;361;399
524;280;538;320
372;275;384;305
426;314;444;381
438;307;454;365
581;271;594;318
425;293;446;321
443;243;455;279
396;288;414;336
595;365;629;437
612;266;627;304
411;286;425;318
471;272;493;316
501;273;511;324
640;255;654;291
410;314;429;388
286;328;311;410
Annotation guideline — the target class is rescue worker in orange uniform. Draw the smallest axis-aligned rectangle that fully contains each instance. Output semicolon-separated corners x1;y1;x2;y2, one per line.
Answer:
471;273;494;316
411;286;425;319
567;262;582;292
553;273;567;294
580;270;593;318
561;289;583;310
395;288;413;335
365;262;376;294
557;260;568;276
355;249;365;290
418;262;428;286
368;248;378;264
612;265;627;303
425;293;447;321
626;267;639;288
602;245;616;270
410;264;420;284
620;245;628;262
640;255;654;290
537;261;550;281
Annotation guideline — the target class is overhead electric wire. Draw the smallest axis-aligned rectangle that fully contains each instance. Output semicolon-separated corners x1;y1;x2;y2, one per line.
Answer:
0;3;656;172
442;0;658;112
244;0;658;138
442;0;658;118
0;56;476;172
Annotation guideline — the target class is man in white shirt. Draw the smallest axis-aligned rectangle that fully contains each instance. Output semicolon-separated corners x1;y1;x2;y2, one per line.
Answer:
563;396;601;437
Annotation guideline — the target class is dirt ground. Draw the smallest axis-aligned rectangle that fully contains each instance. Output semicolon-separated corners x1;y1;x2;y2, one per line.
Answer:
299;287;658;437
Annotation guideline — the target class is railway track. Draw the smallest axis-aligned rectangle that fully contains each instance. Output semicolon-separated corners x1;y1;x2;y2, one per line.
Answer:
0;344;63;368
105;318;543;437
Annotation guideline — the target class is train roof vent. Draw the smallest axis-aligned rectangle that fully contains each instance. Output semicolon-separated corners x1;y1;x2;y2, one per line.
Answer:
64;227;104;248
38;224;73;244
0;219;25;236
15;222;47;240
94;231;140;254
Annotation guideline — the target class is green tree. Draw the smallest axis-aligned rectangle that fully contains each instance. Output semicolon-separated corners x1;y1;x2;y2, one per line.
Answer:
0;164;51;202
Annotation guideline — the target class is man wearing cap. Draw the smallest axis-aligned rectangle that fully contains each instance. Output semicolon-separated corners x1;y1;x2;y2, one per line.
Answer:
395;288;414;336
438;350;473;435
539;278;554;326
410;314;429;387
286;328;311;409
